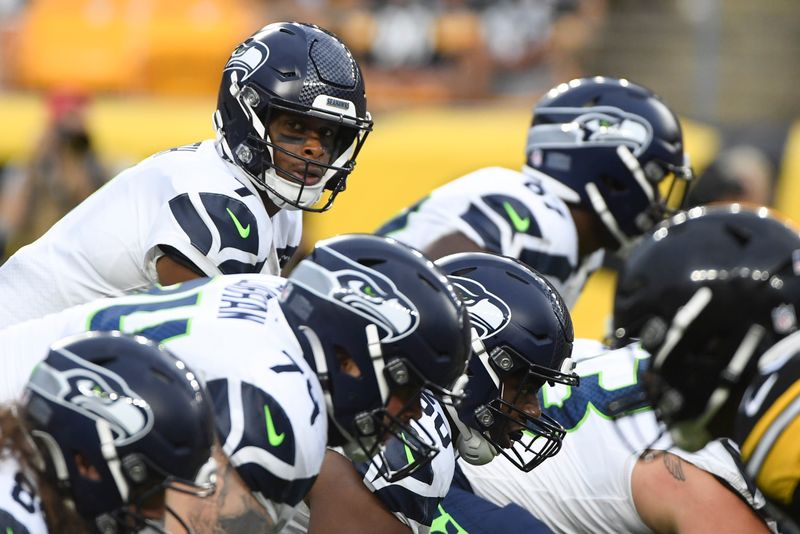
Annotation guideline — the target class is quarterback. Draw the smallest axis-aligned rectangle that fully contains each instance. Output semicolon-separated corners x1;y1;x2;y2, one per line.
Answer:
0;21;372;328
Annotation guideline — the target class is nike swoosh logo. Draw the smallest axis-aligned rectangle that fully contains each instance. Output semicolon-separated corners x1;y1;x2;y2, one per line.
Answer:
264;404;286;447
743;373;778;417
503;202;530;233
226;208;251;239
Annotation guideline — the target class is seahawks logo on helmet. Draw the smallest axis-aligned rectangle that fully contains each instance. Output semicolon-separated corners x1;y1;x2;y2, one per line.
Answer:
27;360;154;447
530;106;653;157
450;276;510;340
224;39;270;82
290;246;420;342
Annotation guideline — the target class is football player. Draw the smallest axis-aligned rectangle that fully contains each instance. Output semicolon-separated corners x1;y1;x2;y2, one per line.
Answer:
0;21;372;329
0;234;471;531
377;76;692;308
373;253;772;534
286;253;580;533
446;339;775;534
612;204;800;527
0;332;217;533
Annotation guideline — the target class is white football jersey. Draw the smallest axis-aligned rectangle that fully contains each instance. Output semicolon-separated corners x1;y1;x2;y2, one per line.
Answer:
458;340;772;533
0;140;302;329
377;166;603;309
0;274;325;529
0;457;47;534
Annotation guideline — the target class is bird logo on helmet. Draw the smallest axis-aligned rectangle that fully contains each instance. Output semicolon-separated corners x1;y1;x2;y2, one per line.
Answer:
450;276;511;340
289;244;421;342
524;76;693;249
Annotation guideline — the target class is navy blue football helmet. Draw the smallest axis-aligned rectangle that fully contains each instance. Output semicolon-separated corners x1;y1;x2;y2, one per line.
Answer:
524;76;693;250
612;205;800;450
437;252;579;472
281;234;472;481
214;21;372;212
21;332;216;533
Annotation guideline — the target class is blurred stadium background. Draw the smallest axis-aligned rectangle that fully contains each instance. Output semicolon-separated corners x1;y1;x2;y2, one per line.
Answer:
0;0;799;339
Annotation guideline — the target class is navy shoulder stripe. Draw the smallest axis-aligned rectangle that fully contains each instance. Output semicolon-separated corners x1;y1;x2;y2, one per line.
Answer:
460;203;502;253
0;509;32;534
169;194;212;255
483;194;542;238
371;482;441;525
200;193;260;255
376;196;429;236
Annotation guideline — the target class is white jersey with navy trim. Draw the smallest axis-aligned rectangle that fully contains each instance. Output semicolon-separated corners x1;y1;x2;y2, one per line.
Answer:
458;340;773;534
0;457;46;534
0;274;325;529
0;140;302;329
376;166;602;309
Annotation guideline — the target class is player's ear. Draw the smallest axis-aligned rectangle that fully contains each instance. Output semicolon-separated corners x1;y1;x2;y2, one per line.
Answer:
74;452;101;481
336;346;362;378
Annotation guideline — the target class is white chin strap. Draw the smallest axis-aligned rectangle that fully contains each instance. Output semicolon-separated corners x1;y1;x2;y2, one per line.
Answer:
584;145;655;250
448;332;499;465
299;324;383;460
97;419;129;502
445;396;498;466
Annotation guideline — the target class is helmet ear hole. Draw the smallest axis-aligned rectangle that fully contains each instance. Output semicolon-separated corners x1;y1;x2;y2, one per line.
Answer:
122;454;148;484
601;174;629;193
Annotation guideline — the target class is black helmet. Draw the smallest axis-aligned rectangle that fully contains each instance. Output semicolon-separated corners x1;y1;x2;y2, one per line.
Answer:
612;205;800;450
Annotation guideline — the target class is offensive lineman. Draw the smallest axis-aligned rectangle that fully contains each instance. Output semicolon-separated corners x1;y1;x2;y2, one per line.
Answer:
0;234;472;531
0;21;372;328
287;252;580;533
0;333;217;533
377;76;692;308
612;204;800;528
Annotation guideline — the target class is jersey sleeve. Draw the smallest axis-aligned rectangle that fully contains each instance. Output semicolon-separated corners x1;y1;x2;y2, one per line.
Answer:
144;191;269;280
204;361;327;529
356;393;455;530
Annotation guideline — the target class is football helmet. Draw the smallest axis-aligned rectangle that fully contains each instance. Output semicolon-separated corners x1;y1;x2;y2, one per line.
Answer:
437;252;579;472
21;332;216;533
612;205;800;450
524;76;693;250
214;21;372;212
281;234;471;481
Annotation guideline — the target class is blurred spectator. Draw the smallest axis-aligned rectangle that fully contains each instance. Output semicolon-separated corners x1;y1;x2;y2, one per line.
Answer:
0;90;106;257
687;144;775;207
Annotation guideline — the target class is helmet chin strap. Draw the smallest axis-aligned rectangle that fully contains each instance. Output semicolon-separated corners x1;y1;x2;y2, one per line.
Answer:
445;395;498;466
584;145;657;250
448;332;499;465
298;324;380;458
585;182;632;249
97;419;129;502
